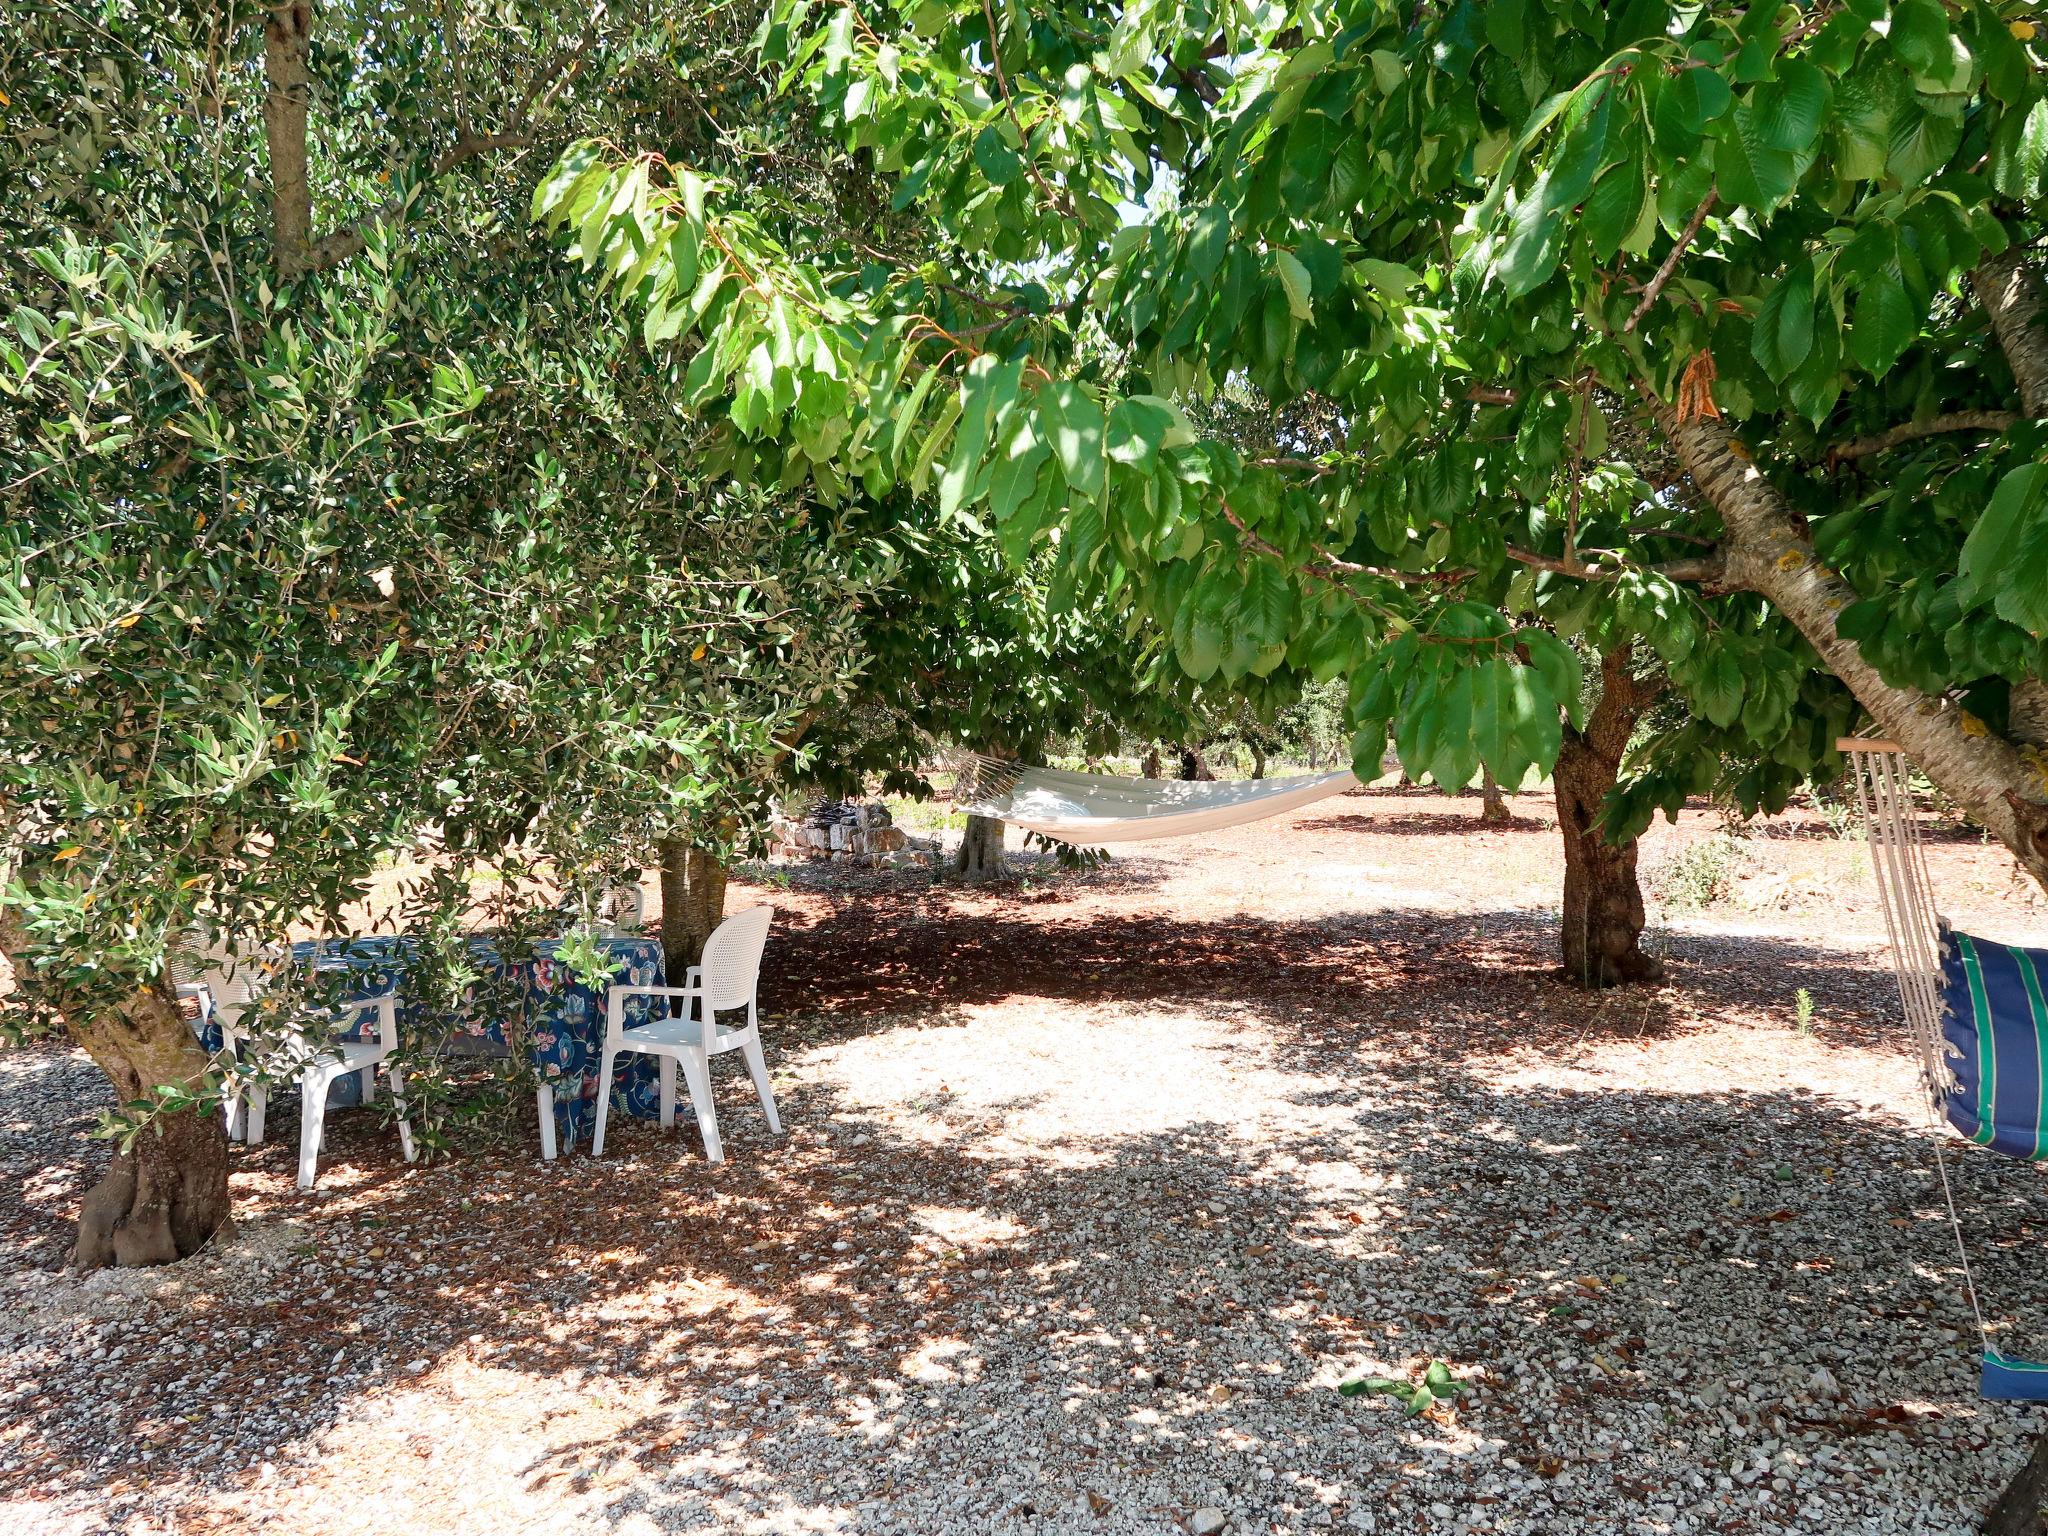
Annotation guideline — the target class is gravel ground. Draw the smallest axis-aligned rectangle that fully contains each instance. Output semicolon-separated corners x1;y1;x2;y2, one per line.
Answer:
2;786;2046;1536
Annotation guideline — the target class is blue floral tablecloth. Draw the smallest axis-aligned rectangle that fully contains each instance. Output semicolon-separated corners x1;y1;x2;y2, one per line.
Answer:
222;934;678;1148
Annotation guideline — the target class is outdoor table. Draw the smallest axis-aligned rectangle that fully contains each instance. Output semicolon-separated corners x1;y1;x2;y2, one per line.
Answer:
206;934;679;1153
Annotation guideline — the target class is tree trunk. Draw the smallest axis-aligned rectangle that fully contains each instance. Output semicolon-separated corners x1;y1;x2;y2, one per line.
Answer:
1250;742;1267;779
1975;249;2048;417
657;836;728;972
0;928;231;1270
1554;642;1665;989
1479;766;1511;824
954;813;1007;882
1140;746;1162;779
1654;399;2048;893
1178;745;1215;781
262;1;315;279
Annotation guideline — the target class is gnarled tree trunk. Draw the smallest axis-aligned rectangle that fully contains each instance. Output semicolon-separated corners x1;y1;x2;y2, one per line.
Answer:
954;813;1007;882
1177;745;1215;781
1555;641;1665;989
658;836;728;972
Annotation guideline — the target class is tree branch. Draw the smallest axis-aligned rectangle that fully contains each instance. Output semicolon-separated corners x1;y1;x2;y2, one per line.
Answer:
1623;191;1716;334
1503;544;1726;585
1825;409;2020;464
301;132;536;273
1974;247;2048;418
1220;506;1471;589
263;1;315;278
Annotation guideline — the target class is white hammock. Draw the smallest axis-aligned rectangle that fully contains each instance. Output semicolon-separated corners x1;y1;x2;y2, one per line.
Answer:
953;757;1359;844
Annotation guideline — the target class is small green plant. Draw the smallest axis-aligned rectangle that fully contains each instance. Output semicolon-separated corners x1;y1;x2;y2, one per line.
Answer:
1338;1359;1468;1417
1794;987;1816;1035
1645;833;1749;911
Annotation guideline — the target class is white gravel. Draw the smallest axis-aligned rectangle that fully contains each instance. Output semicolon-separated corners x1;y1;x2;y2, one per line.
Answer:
2;796;2045;1536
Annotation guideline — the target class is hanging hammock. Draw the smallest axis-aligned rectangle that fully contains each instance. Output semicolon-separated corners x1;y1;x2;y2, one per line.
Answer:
951;756;1360;844
1843;737;2048;1402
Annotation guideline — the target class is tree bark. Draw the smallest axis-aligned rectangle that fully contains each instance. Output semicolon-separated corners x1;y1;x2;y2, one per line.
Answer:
1479;766;1511;824
954;813;1008;882
1140;746;1162;779
262;1;316;279
1653;400;2048;892
657;836;728;972
1974;249;2048;418
1250;742;1268;780
1554;642;1665;989
1;909;231;1268
1178;745;1215;781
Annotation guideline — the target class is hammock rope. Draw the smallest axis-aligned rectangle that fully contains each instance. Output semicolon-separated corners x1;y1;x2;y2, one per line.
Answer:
1842;737;2040;1399
948;754;1360;845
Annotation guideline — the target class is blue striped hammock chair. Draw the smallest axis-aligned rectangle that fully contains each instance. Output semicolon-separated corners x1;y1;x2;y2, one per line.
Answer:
1845;739;2048;1401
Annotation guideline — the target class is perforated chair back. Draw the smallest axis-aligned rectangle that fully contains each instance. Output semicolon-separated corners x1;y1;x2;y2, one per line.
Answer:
699;906;773;1013
169;927;279;1026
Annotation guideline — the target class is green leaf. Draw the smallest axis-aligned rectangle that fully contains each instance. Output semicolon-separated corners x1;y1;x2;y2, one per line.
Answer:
1689;646;1747;728
1520;629;1584;728
1753;260;1816;383
1849;269;1915;377
1958;463;2048;628
1989;100;2048;200
1040;382;1106;500
1751;60;1830;153
1580;164;1646;261
1187;204;1231;282
1661;68;1733;136
1887;0;1951;79
1275;250;1314;321
973;123;1023;187
1717;105;1798;212
1236;561;1294;648
938;353;1023;517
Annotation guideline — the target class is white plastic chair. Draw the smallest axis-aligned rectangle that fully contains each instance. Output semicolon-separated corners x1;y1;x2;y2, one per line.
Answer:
592;906;779;1163
172;934;416;1189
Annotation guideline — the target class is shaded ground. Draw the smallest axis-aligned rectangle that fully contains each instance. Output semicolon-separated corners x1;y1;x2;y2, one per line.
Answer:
3;784;2046;1536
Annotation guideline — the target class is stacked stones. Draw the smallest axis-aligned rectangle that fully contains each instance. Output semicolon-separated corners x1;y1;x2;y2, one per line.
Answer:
770;800;912;863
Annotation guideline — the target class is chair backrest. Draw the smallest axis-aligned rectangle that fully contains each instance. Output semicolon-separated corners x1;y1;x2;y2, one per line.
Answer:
698;906;773;1012
168;927;279;1027
597;883;645;936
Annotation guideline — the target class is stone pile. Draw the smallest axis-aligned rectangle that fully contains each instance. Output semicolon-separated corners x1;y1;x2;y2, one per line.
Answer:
770;800;913;863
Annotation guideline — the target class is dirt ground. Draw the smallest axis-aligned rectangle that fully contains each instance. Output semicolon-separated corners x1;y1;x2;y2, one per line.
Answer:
3;784;2047;1536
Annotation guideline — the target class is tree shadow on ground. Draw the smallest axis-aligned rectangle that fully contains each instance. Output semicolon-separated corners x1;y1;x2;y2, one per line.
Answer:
99;1049;2048;1532
1;893;2039;1532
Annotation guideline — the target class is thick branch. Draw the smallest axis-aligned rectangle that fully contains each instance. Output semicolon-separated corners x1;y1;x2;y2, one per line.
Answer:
263;1;315;278
1974;247;2048;418
1825;410;2020;463
1644;388;2048;891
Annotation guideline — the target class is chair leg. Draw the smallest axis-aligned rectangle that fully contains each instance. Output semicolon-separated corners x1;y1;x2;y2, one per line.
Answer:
298;1071;330;1190
385;1063;417;1165
677;1048;722;1164
359;1062;377;1106
740;1038;781;1135
659;1056;677;1130
536;1084;557;1161
592;1052;617;1157
246;1083;267;1146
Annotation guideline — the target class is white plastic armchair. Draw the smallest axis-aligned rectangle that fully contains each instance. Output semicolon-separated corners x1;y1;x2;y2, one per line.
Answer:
592;905;778;1163
171;932;416;1189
